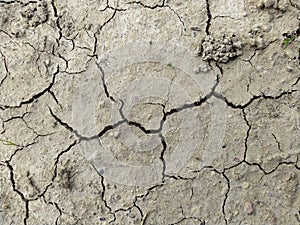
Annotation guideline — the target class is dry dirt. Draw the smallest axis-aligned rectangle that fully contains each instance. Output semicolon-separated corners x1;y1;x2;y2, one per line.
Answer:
0;0;299;225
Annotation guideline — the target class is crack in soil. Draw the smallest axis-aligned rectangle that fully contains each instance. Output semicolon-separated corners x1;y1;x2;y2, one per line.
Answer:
1;2;299;224
0;65;59;110
205;0;212;35
213;89;297;109
5;160;30;225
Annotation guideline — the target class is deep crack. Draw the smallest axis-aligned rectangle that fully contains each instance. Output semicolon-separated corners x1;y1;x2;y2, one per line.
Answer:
159;133;167;182
0;65;59;109
205;0;212;35
242;108;251;161
213;90;297;109
126;0;165;9
5;161;30;225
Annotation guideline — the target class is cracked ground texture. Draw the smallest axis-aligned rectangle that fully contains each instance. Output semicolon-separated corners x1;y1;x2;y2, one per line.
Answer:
0;0;299;225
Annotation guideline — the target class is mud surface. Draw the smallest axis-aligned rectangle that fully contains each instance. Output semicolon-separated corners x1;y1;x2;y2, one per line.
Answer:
0;0;299;225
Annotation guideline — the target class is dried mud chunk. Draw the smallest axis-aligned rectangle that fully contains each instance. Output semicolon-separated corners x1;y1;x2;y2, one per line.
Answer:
257;0;289;11
247;25;269;49
257;0;276;8
200;34;243;63
20;1;48;27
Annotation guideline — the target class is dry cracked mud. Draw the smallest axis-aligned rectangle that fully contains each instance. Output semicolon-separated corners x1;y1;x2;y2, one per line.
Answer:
0;0;299;225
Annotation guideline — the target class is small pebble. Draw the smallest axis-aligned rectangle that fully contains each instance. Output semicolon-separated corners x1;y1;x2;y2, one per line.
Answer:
199;64;210;72
244;202;254;215
194;67;201;74
233;157;241;163
242;182;250;189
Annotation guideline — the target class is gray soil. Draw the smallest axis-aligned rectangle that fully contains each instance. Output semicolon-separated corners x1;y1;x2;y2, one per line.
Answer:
0;0;299;225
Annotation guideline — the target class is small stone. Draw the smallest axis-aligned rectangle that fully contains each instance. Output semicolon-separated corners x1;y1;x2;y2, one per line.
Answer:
263;0;275;8
213;56;220;62
204;45;213;52
194;67;201;74
225;45;232;52
244;202;254;215
195;64;210;73
233;157;241;163
224;56;229;62
242;182;250;189
233;41;242;49
236;50;243;56
223;38;230;44
199;64;210;72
